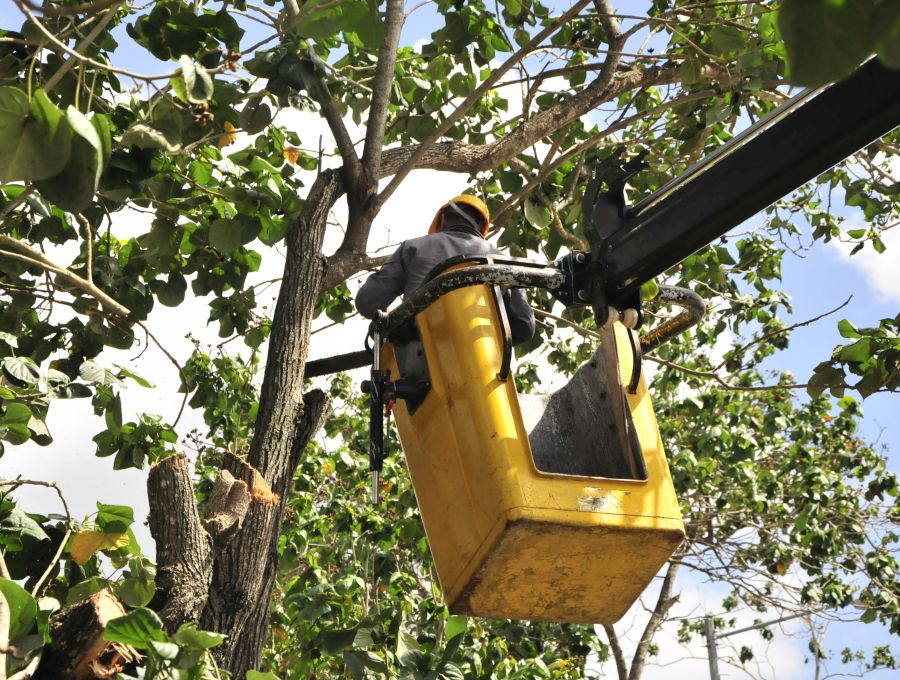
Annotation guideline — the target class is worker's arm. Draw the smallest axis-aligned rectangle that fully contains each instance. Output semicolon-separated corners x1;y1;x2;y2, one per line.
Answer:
355;247;406;318
505;288;536;346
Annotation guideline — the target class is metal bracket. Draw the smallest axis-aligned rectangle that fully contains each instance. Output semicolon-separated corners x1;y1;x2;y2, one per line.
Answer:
581;150;649;330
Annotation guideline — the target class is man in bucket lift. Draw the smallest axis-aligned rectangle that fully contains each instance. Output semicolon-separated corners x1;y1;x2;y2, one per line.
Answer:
355;195;536;345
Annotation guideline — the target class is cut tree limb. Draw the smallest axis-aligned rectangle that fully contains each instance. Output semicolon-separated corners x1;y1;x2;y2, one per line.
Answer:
33;590;133;679
147;454;214;632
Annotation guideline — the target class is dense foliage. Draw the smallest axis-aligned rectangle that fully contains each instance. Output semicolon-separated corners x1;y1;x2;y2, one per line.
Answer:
0;0;898;678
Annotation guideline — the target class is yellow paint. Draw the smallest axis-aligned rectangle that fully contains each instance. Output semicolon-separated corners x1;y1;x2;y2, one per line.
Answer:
384;282;684;624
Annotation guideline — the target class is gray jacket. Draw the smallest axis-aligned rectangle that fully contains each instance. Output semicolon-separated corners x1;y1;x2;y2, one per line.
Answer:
356;225;536;345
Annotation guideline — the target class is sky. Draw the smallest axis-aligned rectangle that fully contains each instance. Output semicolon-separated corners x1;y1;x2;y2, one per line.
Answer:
1;1;898;678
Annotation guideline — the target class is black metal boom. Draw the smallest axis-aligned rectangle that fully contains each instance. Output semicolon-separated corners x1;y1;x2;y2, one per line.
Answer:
604;58;900;302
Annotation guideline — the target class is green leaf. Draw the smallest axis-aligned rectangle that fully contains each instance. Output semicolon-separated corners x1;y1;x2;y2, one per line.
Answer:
113;365;155;388
523;198;551;230
247;672;281;680
96;502;134;533
0;578;38;640
445;614;467;640
208;217;259;253
239;96;273;134
837;338;872;364
175;55;214;104
171;623;226;649
65;577;106;605
779;0;872;85
0;331;18;348
2;356;41;385
641;279;660;301
120;122;182;153
678;59;703;85
0;87;72;182
837;319;860;339
34;106;104;212
103;607;167;648
0;505;49;543
116;571;156;608
709;25;746;54
448;72;476;97
0;402;32;425
79;360;124;386
91;114;112;167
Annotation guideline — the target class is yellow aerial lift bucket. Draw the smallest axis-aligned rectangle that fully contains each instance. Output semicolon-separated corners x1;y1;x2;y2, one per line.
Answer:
381;281;685;624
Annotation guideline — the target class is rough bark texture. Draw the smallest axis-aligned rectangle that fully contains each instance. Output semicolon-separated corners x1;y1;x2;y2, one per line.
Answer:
147;453;214;632
200;169;339;676
202;468;252;546
34;590;129;679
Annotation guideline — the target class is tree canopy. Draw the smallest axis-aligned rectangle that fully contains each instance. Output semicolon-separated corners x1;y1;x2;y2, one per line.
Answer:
0;0;899;678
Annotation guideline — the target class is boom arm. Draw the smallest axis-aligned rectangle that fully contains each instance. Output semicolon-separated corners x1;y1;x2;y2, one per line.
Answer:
603;58;900;304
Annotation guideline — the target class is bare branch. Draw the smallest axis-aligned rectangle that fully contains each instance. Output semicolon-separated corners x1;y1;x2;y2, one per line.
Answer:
711;295;852;373
374;0;594;209
630;561;681;680
0;235;130;317
42;1;123;92
603;623;629;680
19;0;125;17
361;0;405;178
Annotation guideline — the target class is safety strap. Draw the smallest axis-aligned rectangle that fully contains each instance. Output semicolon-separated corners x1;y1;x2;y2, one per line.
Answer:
444;201;483;234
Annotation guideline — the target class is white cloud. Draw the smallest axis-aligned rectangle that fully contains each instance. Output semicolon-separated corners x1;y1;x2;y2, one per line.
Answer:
828;226;900;306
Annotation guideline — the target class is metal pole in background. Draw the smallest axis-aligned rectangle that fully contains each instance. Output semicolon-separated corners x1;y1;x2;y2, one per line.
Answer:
705;611;811;678
705;616;721;680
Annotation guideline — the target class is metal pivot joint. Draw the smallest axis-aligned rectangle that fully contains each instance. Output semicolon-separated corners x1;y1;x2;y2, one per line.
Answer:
581;148;649;331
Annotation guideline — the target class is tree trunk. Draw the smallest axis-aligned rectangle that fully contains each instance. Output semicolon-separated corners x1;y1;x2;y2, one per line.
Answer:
147;453;214;631
200;170;340;675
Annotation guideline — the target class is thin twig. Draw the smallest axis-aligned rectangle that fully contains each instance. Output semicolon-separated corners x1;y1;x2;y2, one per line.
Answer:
20;0;124;17
712;295;852;373
42;1;123;92
0;479;73;595
0;187;37;221
135;321;189;427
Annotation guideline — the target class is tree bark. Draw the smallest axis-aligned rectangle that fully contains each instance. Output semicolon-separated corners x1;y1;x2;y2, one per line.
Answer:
200;170;339;676
603;623;628;680
34;590;131;679
629;561;681;680
147;453;214;632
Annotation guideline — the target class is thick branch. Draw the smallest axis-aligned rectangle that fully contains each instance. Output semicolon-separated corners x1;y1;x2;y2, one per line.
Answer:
322;251;390;291
34;590;130;680
147;454;213;632
374;0;593;209
361;0;405;178
629;561;681;680
0;236;130;317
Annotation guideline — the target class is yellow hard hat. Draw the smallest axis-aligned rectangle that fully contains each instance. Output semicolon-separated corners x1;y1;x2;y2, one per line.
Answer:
428;194;491;236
